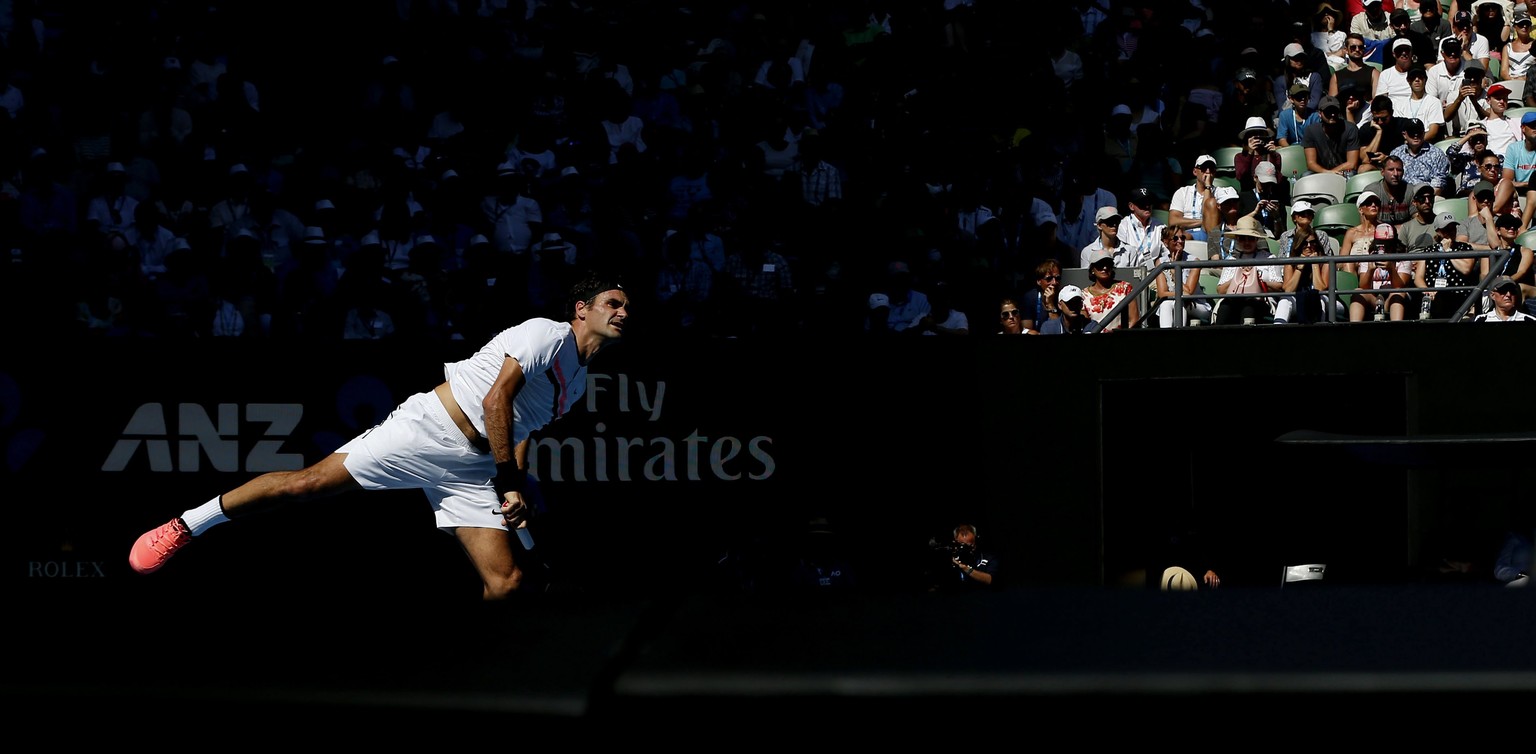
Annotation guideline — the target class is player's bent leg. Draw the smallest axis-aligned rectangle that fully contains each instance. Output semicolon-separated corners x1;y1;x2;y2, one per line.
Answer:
455;526;524;600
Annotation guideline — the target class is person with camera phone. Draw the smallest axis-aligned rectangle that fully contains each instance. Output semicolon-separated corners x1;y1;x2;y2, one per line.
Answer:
1235;116;1282;192
927;523;998;593
1349;222;1412;321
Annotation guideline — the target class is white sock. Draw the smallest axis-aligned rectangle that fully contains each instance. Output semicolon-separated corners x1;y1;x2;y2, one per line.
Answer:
181;496;231;537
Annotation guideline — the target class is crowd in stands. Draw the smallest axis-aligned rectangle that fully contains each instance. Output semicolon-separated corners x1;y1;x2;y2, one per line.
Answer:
1;1;1528;341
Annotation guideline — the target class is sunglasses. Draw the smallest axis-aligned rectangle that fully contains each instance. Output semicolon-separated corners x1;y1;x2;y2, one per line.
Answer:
1000;310;1021;319
1347;44;1364;50
1482;162;1501;169
1091;261;1114;270
1041;274;1061;281
1100;217;1122;226
1301;239;1321;247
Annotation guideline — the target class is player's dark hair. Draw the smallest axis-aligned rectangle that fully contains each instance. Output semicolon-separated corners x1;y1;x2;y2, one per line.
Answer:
568;271;626;317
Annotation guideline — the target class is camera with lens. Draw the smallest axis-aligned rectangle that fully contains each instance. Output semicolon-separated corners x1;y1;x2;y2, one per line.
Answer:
928;537;975;557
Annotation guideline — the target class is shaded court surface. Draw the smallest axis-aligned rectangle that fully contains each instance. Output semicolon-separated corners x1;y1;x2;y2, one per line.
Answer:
10;576;1536;741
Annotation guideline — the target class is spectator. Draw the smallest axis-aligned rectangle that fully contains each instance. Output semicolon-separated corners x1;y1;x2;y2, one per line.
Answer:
1213;215;1288;325
997;295;1029;335
1373;38;1418;104
1398;182;1442;252
1279;200;1341;257
1474;275;1536;320
1331;32;1382;101
1496;110;1536;227
1242;161;1290;239
1350;222;1414;320
1152;226;1210;328
1019;258;1063;333
1364;153;1415;224
1116;187;1163;269
881;260;930;334
1281;227;1342;323
84;161;139;237
1397;66;1446;142
1080;205;1126;267
1414;212;1485;319
1235;116;1283;191
1167;154;1217;242
1480;81;1519;156
1303;95;1363;176
1279;82;1322;147
1082;248;1140;331
1358;94;1411;175
1039;284;1094;334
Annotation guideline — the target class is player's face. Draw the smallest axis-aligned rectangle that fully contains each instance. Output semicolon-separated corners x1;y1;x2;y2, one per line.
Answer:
583;290;630;337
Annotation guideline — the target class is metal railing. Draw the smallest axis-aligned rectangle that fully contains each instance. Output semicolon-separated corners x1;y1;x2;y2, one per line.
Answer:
1086;248;1514;330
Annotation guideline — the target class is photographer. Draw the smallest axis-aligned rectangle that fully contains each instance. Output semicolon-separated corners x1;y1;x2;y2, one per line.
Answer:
1234;116;1282;193
927;523;998;593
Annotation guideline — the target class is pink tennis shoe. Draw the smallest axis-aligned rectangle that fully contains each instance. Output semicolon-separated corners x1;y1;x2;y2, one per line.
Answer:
128;518;192;574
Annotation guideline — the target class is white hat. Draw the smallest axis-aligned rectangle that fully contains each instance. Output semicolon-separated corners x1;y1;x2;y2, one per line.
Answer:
1195;154;1217;168
1214;186;1241;204
1433;212;1459;231
868;292;891;310
1356;190;1381;206
360;230;381;246
303;226;326;244
560;166;581;178
229;163;249;175
1094;206;1121;223
1162;566;1199;591
172;236;192;251
1089;248;1115;265
496;160;518;176
540;231;570;249
1392;37;1412;52
1058;285;1085;304
1110;103;1132;117
1255;161;1279;184
1240;116;1275;140
415;234;438;246
468;233;490;246
1283;42;1306;60
1291;200;1314;215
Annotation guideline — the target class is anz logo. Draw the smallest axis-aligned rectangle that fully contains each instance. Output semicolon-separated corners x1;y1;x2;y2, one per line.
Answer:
103;403;305;473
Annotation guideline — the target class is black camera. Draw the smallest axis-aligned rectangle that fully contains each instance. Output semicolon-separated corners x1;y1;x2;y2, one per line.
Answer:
929;538;974;556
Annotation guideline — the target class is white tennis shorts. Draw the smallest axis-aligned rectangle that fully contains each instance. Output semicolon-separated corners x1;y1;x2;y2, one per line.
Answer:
338;390;504;531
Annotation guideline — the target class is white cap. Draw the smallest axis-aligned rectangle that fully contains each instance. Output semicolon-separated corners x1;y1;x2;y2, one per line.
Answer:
868;292;891;310
1392;37;1412;52
1058;285;1085;304
1356;190;1381;206
360;230;381;246
1255;161;1278;184
1110;104;1132;117
1095;206;1120;223
469;233;490;246
229;163;249;175
1195;154;1217;168
1291;200;1314;215
1283;42;1306;59
303;226;326;244
1214;186;1241;204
